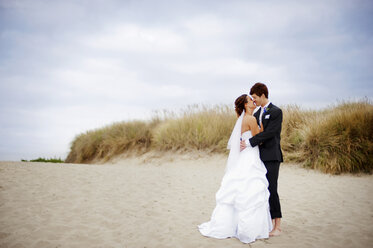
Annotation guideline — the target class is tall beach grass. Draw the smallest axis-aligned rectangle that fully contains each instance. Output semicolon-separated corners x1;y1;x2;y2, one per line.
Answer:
301;101;373;174
66;120;157;163
152;105;236;152
66;100;373;174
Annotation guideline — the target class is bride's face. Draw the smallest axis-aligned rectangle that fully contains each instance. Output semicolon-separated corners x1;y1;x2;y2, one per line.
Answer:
246;96;256;109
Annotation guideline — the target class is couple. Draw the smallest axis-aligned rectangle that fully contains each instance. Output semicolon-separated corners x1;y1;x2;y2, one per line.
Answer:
198;82;283;243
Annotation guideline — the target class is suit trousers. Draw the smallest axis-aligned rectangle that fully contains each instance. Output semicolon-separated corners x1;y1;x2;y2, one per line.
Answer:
264;161;282;219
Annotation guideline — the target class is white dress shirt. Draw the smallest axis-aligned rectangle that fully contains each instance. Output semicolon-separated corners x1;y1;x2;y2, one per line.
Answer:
259;101;271;126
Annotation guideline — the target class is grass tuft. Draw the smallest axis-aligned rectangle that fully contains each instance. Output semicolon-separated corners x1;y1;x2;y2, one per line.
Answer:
22;157;65;163
65;120;157;163
152;104;235;152
302;101;373;174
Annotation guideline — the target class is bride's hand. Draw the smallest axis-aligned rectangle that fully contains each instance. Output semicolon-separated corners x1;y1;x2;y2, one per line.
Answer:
240;140;246;151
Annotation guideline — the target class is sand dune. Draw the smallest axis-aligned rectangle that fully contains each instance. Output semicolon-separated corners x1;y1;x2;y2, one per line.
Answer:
0;153;372;248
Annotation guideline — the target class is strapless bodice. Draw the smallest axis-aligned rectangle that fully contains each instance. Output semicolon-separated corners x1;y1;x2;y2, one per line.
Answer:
241;130;252;140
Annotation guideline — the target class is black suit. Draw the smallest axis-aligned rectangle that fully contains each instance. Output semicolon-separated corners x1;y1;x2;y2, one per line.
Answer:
249;103;283;219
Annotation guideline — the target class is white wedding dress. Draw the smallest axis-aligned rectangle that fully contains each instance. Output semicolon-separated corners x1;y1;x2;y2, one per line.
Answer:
198;116;272;243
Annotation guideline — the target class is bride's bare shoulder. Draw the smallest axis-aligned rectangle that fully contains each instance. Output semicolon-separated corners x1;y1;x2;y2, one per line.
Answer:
244;115;256;122
245;115;257;127
242;115;257;126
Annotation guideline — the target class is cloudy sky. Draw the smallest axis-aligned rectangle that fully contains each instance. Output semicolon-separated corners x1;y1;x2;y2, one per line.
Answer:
0;0;372;161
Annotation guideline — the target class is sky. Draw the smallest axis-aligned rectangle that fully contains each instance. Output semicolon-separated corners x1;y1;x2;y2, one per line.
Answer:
0;0;372;161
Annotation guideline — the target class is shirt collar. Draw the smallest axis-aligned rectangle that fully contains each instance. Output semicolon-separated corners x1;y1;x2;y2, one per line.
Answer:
261;101;271;110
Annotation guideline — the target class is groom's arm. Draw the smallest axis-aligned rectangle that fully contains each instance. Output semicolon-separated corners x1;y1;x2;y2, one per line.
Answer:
247;108;282;147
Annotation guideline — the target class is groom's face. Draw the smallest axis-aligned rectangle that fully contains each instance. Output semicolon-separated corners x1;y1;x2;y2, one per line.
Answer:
251;94;261;106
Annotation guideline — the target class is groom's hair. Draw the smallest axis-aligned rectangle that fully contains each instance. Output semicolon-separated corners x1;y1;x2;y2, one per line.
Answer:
250;82;268;98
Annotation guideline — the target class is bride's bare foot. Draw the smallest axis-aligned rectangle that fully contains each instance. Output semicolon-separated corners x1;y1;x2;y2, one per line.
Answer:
269;228;281;236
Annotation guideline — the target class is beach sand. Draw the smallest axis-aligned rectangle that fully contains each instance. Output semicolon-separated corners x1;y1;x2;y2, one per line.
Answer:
0;153;372;248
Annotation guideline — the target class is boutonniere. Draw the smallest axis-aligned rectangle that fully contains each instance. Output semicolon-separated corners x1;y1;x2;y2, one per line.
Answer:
264;107;270;113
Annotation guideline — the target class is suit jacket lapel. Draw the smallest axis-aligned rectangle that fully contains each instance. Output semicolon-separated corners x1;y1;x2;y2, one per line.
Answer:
254;108;261;126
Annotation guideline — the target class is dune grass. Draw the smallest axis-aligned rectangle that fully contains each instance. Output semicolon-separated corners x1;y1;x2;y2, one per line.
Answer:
21;157;65;163
301;101;373;174
66;100;373;174
281;105;317;162
66;120;157;163
152;104;236;152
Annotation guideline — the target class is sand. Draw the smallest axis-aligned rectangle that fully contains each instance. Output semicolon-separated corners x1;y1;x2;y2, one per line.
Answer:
0;153;372;248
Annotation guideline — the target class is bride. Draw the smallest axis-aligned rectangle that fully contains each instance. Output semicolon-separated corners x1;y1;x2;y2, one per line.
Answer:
198;94;272;244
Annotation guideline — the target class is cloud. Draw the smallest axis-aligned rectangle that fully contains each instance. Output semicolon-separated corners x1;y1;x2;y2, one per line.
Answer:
0;0;372;160
82;24;188;54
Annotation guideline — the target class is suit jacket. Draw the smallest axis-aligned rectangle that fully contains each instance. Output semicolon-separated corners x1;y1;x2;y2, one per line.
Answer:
249;103;283;162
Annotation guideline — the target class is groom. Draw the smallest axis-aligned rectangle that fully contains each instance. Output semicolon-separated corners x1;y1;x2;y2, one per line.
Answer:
240;82;283;236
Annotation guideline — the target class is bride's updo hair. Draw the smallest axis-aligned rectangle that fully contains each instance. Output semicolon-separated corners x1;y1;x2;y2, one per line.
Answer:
235;94;248;116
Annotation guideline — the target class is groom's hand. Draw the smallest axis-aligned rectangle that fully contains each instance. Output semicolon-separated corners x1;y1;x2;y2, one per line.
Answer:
240;140;246;151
